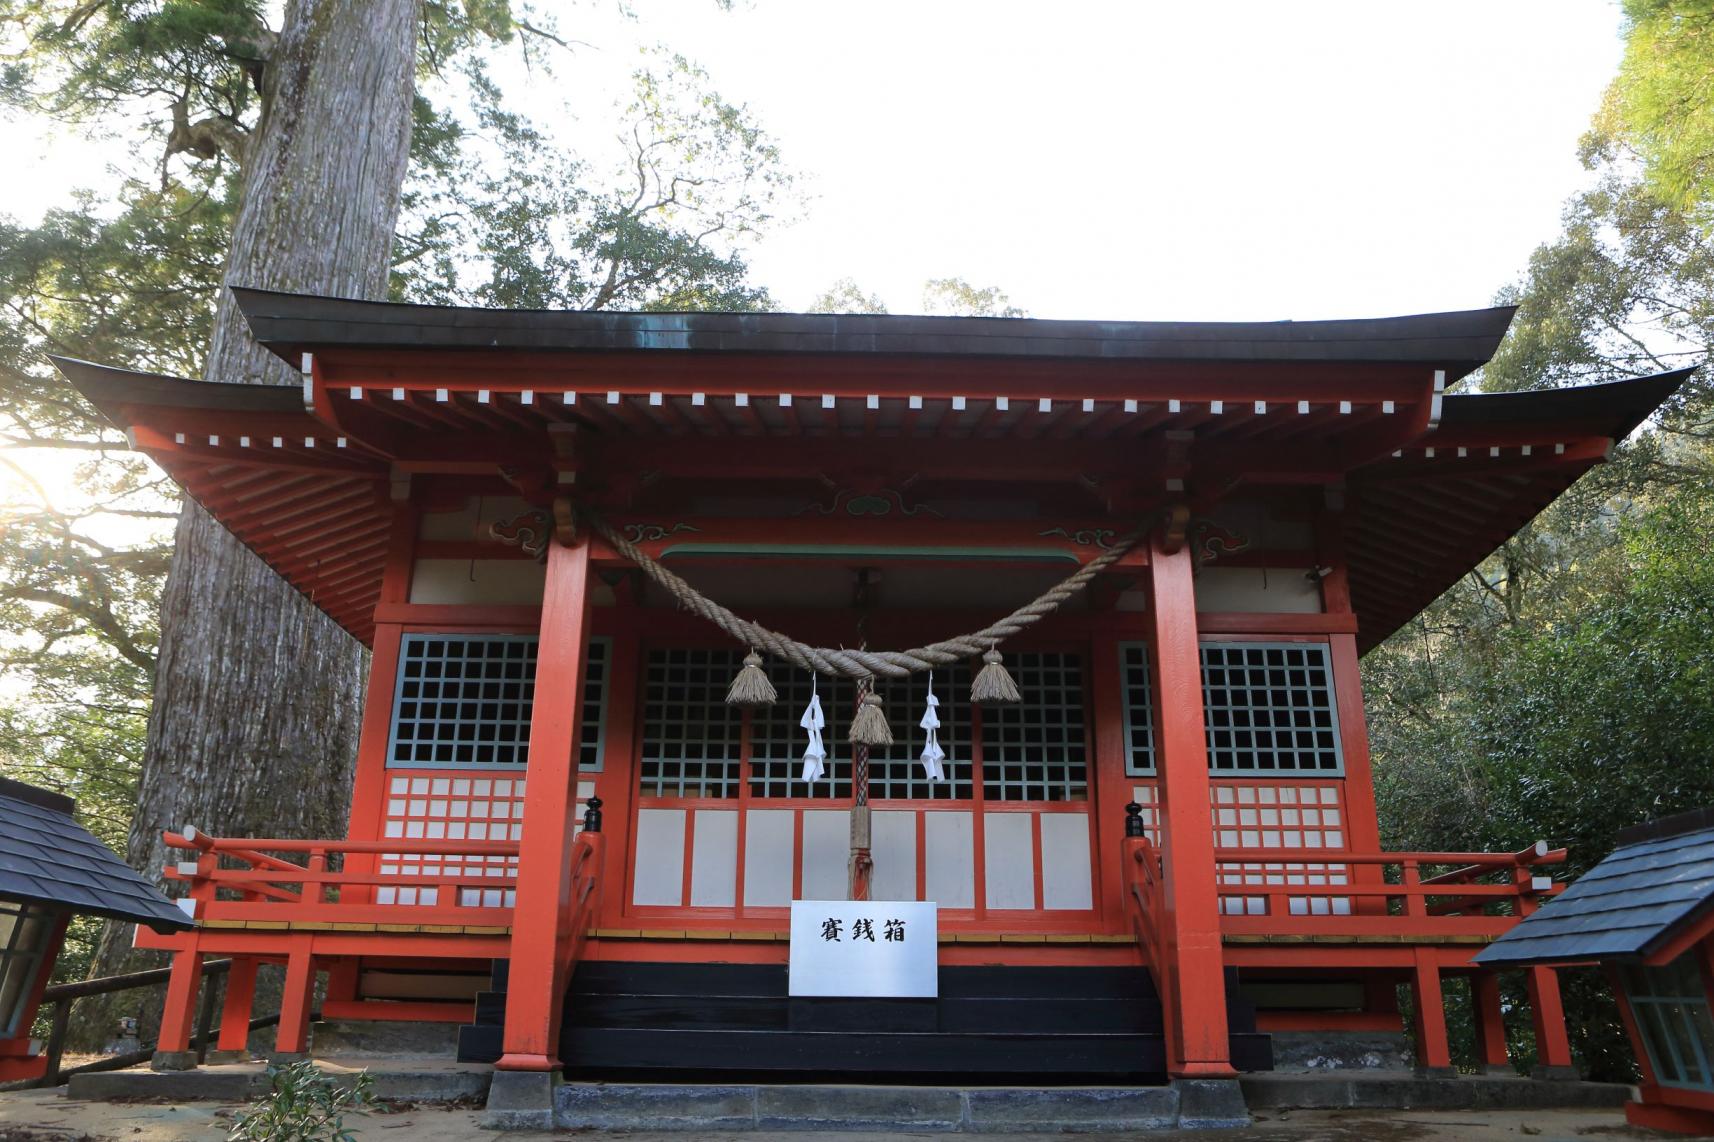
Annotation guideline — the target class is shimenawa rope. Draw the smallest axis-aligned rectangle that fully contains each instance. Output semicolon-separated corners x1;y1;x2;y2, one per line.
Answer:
587;512;1141;681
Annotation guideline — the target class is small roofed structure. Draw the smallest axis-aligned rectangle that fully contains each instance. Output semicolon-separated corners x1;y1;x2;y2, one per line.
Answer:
1477;808;1714;1134
0;778;191;1082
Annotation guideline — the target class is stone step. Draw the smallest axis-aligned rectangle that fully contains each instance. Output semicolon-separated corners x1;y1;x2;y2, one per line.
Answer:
502;1078;1250;1132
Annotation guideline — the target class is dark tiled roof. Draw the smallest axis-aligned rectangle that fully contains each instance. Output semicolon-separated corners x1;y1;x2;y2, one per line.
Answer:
231;287;1520;382
1475;821;1714;967
0;779;192;932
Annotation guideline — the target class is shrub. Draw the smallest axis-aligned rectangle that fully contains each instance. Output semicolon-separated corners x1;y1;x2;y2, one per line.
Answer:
228;1060;375;1142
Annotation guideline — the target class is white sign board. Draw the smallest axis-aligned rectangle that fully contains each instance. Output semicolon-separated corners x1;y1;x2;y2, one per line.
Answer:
788;900;938;998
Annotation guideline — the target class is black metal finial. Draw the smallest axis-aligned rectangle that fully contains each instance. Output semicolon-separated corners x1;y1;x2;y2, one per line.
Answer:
582;796;603;833
1124;802;1145;838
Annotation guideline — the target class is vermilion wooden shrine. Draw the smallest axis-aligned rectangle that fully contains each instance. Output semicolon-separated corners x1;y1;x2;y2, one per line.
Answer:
53;293;1690;1116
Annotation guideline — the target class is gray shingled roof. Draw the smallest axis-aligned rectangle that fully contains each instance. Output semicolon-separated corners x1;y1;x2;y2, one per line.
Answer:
1475;815;1714;968
0;779;192;932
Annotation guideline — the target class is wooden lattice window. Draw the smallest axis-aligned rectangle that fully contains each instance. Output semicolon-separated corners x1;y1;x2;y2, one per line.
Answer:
639;648;744;798
980;651;1088;802
577;639;611;771
387;634;609;770
1623;955;1714;1091
1200;642;1343;775
1118;642;1157;776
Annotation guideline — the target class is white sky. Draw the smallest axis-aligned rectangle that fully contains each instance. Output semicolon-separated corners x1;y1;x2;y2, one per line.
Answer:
595;0;1628;319
0;1;1625;323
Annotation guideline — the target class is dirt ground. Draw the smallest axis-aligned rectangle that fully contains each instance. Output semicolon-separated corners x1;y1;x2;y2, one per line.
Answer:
0;1088;1696;1142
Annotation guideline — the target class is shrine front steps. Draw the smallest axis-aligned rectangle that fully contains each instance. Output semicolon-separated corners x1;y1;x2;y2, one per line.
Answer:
459;960;1274;1082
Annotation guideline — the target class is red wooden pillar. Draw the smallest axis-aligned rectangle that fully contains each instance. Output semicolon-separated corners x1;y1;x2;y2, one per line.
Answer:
1472;971;1511;1071
497;535;593;1072
151;944;204;1069
1526;966;1574;1072
1089;626;1131;926
1146;535;1234;1077
1410;949;1453;1073
214;956;260;1058
1513;870;1575;1074
274;939;317;1057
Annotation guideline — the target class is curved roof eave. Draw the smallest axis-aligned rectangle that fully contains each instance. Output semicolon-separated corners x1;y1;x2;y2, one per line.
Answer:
230;287;1519;382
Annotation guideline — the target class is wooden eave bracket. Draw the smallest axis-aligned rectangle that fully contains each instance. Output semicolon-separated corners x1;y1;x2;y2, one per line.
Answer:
1157;502;1191;555
553;494;579;547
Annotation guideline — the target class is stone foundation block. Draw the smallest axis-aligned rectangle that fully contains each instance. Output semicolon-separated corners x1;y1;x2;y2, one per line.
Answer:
481;1069;559;1131
964;1086;1180;1132
149;1050;198;1072
758;1085;962;1131
556;1081;756;1131
1172;1078;1251;1130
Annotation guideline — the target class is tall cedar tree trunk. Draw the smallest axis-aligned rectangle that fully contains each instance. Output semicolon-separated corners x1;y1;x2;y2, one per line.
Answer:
83;0;420;1043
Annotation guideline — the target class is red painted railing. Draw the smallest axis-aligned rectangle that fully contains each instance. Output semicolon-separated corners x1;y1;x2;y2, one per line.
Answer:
153;825;607;1060
1124;835;1566;1075
1123;835;1178;1067
558;832;603;977
1212;842;1564;936
162;827;522;928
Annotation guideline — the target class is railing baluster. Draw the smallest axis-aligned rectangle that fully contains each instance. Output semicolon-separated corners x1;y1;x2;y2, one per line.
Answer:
307;847;327;904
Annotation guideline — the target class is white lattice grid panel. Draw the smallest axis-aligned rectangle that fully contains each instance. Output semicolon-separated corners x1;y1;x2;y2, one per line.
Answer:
1128;780;1351;916
640;648;745;798
376;775;597;906
1200;642;1343;775
1129;784;1162;843
1213;782;1348;916
981;651;1088;802
379;773;520;906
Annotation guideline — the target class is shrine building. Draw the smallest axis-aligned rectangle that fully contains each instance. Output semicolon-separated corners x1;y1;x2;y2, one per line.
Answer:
51;292;1691;1123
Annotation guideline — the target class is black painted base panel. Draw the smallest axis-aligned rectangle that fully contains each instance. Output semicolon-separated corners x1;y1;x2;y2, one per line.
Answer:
458;960;1274;1079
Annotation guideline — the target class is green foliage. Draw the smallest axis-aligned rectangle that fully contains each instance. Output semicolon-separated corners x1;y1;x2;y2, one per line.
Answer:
0;0;796;1008
397;53;790;312
1366;6;1714;1081
805;276;1027;317
1371;485;1714;1079
1481;176;1713;438
0;179;212;894
808;277;888;314
229;1062;375;1142
1592;1;1714;224
921;277;1026;318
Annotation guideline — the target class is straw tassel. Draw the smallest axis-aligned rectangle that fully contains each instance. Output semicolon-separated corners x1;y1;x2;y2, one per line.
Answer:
726;650;777;708
849;689;893;747
971;647;1021;704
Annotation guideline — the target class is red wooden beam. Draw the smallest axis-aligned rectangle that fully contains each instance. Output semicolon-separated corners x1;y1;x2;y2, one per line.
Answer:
313;347;1433;404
